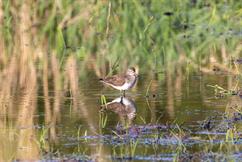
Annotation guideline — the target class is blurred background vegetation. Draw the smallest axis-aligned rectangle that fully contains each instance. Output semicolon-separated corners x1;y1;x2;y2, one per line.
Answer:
0;0;241;74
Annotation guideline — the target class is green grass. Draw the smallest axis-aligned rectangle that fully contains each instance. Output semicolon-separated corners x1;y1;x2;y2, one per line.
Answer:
99;94;108;130
1;0;241;72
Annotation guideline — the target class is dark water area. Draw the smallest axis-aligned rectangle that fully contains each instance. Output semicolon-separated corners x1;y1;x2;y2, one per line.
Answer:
32;66;242;161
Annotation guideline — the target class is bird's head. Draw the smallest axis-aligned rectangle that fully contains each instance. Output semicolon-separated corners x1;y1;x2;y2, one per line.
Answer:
126;67;137;76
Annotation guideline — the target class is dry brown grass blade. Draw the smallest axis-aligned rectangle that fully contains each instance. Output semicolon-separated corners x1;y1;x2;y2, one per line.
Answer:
16;61;39;160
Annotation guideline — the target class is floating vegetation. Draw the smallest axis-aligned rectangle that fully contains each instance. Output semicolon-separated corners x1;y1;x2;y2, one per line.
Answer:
207;84;239;97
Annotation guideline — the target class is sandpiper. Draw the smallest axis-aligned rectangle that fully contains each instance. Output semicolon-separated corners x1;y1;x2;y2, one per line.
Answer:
99;67;138;96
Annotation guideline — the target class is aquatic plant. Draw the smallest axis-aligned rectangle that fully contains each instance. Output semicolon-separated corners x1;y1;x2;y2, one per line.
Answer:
207;84;238;97
37;126;49;154
130;139;139;158
99;112;108;129
100;94;107;109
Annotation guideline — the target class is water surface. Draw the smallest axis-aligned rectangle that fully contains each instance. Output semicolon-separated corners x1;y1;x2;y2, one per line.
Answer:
1;63;242;161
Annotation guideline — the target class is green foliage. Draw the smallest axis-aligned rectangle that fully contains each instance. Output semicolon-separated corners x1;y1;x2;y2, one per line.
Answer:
37;126;49;153
99;94;108;129
1;0;241;69
2;0;13;52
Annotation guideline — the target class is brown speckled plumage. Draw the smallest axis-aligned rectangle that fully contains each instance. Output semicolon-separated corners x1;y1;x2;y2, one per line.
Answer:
99;67;138;92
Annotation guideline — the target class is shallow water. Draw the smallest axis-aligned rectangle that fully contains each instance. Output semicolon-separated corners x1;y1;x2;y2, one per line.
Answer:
1;65;242;161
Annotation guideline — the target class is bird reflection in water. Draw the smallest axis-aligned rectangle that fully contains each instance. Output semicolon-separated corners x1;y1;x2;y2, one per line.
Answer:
101;97;136;125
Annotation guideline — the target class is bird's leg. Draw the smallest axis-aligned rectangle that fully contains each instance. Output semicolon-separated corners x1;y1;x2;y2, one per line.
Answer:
123;90;126;97
120;96;124;104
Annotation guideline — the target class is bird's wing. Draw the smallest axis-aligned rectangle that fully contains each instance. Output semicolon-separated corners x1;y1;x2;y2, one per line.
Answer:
103;75;125;86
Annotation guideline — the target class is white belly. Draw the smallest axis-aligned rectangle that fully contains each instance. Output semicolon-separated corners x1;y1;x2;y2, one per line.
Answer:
112;78;136;90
